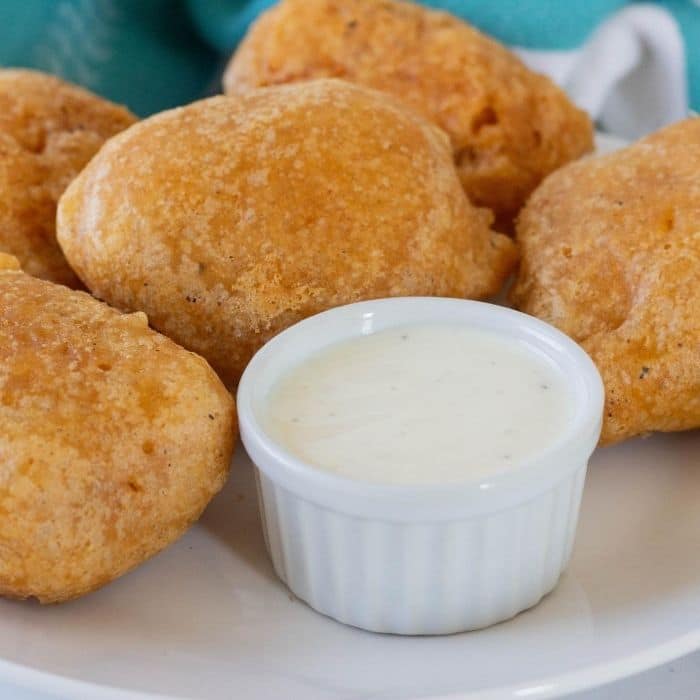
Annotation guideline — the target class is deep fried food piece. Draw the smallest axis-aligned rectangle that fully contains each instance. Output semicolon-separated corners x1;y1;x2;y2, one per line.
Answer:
223;0;593;227
57;79;516;386
511;119;700;445
0;69;135;287
0;254;236;602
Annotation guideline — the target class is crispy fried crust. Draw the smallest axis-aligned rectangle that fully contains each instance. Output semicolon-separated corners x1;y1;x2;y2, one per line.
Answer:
0;69;136;287
223;0;593;226
0;256;236;602
512;119;700;445
57;79;517;386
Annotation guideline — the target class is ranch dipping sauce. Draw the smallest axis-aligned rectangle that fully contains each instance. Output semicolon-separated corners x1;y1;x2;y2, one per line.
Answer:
263;324;574;485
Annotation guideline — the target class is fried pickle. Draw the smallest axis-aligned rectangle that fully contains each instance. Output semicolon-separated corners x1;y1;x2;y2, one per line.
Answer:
57;79;516;386
0;255;236;602
512;119;700;444
223;0;593;227
0;69;135;287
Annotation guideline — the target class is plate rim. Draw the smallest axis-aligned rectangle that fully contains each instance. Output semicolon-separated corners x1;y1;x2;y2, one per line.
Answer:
1;618;699;699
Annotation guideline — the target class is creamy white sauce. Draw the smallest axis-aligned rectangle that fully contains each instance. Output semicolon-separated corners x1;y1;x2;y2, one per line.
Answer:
263;324;573;484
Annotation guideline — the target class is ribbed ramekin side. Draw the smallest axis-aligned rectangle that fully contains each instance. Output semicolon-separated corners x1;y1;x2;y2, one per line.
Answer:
255;464;587;635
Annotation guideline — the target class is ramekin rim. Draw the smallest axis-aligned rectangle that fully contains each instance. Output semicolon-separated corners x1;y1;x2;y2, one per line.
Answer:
237;297;604;512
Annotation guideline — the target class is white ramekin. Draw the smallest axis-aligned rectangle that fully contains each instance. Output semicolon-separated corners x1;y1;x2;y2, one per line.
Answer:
237;298;604;635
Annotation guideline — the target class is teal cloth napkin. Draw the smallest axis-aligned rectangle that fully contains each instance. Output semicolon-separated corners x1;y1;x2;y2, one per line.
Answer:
0;0;218;115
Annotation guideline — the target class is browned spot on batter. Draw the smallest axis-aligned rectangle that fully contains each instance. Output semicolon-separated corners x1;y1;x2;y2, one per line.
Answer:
471;106;499;134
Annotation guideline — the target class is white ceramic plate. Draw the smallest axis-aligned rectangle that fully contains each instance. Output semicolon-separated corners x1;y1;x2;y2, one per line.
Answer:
7;131;696;699
1;432;700;700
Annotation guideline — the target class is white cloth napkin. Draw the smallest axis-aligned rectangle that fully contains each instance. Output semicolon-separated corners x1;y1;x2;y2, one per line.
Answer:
515;4;688;140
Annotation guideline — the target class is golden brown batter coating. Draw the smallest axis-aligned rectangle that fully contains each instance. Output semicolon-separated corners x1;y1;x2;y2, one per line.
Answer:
0;69;135;287
57;79;516;386
512;119;700;445
223;0;593;227
0;255;236;603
